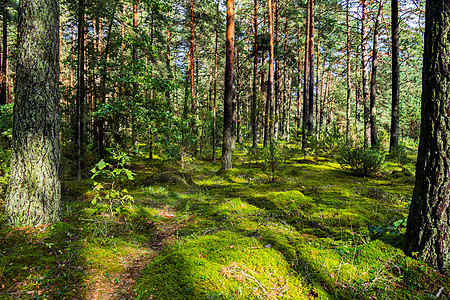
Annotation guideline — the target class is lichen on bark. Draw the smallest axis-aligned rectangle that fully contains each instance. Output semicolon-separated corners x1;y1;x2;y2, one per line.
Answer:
405;0;450;271
5;0;61;227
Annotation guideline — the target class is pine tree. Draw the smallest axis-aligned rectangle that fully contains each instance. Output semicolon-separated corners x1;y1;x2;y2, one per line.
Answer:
221;0;235;170
405;0;450;271
6;0;61;227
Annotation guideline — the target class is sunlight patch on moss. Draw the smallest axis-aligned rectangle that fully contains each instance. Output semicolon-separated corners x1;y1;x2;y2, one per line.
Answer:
134;231;310;299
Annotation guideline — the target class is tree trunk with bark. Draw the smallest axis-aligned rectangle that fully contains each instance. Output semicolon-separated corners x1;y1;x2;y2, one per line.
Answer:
405;0;450;271
252;0;258;148
297;27;303;135
361;0;370;147
389;0;400;152
189;0;195;111
274;0;279;140
212;1;219;163
369;0;384;148
76;0;86;180
98;6;116;159
302;0;314;149
0;6;7;105
308;0;314;136
346;0;351;142
221;0;235;170
302;0;311;149
282;16;288;139
267;0;275;143
6;0;61;227
263;0;275;147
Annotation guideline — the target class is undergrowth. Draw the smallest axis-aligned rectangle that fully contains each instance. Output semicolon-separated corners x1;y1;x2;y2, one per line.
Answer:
1;143;449;299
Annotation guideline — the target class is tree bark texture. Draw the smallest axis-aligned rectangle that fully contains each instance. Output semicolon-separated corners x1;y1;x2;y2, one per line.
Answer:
98;6;116;159
405;0;450;271
308;0;314;135
302;0;314;149
297;27;302;134
361;0;371;147
6;0;61;227
389;0;400;152
213;1;219;163
282;16;288;139
370;0;384;148
346;0;351;142
252;0;258;148
302;0;311;149
274;0;279;140
1;7;8;105
267;0;275;143
133;1;139;93
189;0;195;111
76;0;85;181
221;0;234;170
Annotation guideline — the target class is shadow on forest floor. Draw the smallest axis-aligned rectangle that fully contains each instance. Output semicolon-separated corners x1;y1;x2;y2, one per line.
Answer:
1;147;450;299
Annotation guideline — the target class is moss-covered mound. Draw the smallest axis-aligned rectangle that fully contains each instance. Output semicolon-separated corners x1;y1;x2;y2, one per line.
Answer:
134;230;309;299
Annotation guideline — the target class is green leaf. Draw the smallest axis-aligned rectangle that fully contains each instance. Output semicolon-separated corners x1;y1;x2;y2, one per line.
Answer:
125;169;135;180
394;218;407;228
97;159;107;170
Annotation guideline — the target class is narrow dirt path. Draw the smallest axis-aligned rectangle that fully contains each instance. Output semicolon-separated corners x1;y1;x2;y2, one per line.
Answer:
84;210;184;299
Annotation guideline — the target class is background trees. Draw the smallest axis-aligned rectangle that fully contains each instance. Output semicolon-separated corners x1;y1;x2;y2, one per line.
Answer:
0;0;425;174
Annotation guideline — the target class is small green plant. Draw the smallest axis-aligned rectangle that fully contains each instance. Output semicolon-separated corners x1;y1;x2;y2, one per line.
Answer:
309;132;343;157
261;142;281;182
387;144;409;166
90;147;135;215
245;145;262;165
337;147;384;177
277;141;296;164
0;148;10;199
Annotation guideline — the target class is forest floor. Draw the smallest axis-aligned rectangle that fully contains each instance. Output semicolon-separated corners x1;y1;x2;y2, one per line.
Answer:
1;144;450;299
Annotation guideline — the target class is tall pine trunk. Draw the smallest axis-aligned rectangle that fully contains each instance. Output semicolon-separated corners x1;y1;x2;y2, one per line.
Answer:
389;0;400;152
221;0;235;170
308;0;314;136
282;17;288;139
98;6;116;159
212;1;219;163
0;7;7;105
267;0;275;143
302;0;314;149
361;0;370;147
274;0;279;139
346;0;351;142
296;27;303;136
302;0;311;149
369;0;384;148
76;0;86;180
189;0;195;111
6;0;61;227
405;0;450;271
263;0;275;147
251;0;258;148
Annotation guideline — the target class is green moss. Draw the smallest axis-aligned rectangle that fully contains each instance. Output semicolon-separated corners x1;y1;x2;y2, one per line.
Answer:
135;231;309;299
4;143;449;299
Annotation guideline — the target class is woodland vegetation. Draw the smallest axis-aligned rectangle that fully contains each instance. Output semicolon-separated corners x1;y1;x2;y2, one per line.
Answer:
1;0;450;298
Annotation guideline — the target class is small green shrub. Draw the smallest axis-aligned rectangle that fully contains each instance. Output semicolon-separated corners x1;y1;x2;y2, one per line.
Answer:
387;144;409;166
309;132;344;157
337;147;384;177
261;142;281;182
90;147;135;215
